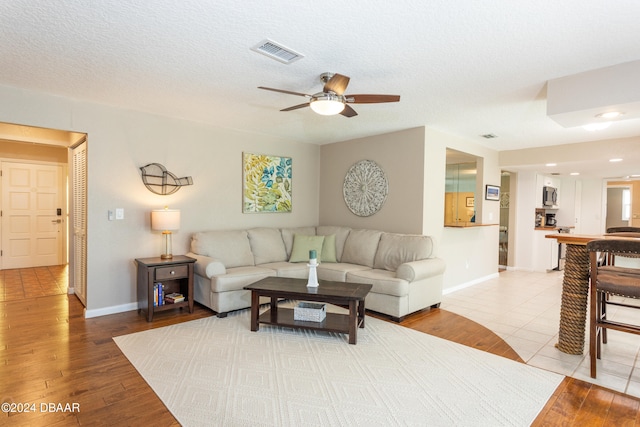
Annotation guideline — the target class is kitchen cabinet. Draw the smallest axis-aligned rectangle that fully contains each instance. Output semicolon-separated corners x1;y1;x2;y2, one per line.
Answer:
533;229;559;272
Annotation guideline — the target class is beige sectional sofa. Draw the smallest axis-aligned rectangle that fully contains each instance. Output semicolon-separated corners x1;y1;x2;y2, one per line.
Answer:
186;226;446;321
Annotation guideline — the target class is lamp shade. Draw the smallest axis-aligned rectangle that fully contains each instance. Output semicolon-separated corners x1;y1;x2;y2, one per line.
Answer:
151;208;180;231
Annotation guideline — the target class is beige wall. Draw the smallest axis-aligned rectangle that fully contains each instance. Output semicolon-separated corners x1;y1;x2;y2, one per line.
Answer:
319;127;426;234
0;83;320;316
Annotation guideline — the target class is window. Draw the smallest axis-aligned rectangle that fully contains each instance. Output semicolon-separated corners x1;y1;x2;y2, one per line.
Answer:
622;188;631;221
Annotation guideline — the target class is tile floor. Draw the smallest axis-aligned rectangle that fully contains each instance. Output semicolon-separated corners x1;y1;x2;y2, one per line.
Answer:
0;265;68;301
441;269;640;398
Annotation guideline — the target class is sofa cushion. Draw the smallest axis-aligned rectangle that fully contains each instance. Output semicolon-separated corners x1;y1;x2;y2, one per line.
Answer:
289;234;325;262
374;233;434;272
317;263;371;282
281;227;316;257
341;229;383;268
260;261;310;279
191;230;254;268
317;226;351;261
210;266;275;292
321;234;337;263
346;269;409;297
247;228;287;265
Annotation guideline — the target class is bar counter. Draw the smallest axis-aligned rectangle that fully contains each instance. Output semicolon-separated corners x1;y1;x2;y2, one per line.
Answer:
545;233;640;354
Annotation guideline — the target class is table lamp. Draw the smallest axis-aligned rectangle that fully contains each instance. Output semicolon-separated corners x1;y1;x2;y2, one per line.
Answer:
151;207;180;259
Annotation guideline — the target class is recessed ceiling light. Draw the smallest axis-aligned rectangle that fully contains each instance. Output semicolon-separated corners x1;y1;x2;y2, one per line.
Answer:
570;172;580;176
583;122;611;131
595;111;624;119
546;163;557;167
609;158;623;162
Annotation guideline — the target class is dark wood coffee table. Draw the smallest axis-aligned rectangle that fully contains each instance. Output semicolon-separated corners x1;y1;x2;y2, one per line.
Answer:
243;277;372;344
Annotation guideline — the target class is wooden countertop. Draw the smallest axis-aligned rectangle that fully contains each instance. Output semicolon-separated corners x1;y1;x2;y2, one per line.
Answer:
545;233;640;245
444;223;499;228
535;226;575;231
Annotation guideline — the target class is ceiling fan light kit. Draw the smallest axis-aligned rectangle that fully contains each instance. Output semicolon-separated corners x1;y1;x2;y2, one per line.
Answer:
309;93;345;115
259;72;400;118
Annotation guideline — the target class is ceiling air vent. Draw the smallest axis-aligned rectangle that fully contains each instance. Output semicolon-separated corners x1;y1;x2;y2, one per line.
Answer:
251;39;304;64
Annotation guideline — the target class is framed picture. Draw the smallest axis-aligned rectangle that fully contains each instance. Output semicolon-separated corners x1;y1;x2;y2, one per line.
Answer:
243;152;292;213
466;197;474;207
485;185;500;201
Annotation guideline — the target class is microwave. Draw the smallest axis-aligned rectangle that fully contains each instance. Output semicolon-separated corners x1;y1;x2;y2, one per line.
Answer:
543;186;557;207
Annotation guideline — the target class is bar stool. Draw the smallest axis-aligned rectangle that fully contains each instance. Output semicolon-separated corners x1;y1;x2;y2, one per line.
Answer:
586;238;640;378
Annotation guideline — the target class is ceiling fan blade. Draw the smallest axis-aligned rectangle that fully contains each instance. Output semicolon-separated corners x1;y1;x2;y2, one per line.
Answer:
340;104;358;118
345;94;401;104
281;102;310;112
258;86;310;97
323;74;350;95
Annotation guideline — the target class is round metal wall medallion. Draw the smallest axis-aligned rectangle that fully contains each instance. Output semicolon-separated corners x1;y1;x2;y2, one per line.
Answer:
343;160;388;217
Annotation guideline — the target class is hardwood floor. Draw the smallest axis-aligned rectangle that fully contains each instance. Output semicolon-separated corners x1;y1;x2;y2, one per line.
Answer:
1;290;640;425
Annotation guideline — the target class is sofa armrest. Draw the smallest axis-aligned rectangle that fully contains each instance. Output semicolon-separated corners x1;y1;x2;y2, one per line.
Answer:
186;252;226;278
396;258;446;282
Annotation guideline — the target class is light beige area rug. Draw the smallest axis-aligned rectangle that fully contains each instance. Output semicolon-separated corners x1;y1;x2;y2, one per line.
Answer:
114;306;563;426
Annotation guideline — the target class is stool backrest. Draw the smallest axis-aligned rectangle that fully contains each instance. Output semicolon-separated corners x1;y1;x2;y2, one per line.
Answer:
606;226;640;234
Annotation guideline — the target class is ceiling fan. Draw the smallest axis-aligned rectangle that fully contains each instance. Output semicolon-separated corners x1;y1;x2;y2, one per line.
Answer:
258;72;400;117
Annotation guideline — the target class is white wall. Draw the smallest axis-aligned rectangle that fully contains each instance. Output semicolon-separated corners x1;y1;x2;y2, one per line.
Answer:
580;178;606;234
0;84;320;316
512;171;537;270
429;128;501;288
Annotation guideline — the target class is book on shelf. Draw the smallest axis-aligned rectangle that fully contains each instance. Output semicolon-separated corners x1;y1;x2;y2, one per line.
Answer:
165;292;185;303
153;283;165;306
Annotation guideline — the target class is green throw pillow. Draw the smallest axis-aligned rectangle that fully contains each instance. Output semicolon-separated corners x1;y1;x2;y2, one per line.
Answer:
321;234;337;263
289;234;325;263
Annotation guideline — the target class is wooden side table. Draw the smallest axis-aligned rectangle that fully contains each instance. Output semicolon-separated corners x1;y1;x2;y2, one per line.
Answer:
135;255;195;321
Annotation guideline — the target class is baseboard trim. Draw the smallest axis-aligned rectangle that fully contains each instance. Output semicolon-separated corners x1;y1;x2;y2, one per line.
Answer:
443;272;499;295
85;302;138;318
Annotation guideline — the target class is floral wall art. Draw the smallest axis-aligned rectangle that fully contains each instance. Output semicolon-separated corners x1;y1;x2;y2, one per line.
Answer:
243;152;292;213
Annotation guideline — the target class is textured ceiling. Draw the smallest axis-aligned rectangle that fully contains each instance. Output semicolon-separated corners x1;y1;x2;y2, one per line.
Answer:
1;1;639;177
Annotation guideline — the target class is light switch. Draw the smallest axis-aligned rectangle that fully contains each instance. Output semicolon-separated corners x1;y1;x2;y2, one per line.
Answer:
115;208;124;220
108;210;114;221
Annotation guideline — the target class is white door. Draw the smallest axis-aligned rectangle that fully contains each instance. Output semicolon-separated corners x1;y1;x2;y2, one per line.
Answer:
71;141;87;306
1;161;64;269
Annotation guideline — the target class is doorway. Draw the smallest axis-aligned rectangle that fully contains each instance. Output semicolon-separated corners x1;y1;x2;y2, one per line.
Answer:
499;171;511;269
0;122;87;305
606;186;631;230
